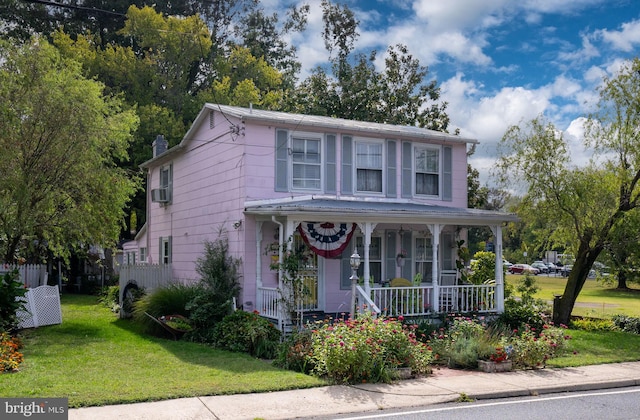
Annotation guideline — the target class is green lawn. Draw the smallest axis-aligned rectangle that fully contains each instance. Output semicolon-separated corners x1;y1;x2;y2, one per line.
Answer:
0;295;325;408
506;274;640;318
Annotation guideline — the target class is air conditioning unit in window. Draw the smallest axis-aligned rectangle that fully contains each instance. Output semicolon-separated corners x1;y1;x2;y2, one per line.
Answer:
151;188;169;203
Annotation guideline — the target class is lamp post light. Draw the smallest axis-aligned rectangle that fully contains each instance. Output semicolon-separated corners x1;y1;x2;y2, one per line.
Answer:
349;251;361;319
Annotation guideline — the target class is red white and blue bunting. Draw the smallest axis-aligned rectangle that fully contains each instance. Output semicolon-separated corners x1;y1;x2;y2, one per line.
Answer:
297;222;357;258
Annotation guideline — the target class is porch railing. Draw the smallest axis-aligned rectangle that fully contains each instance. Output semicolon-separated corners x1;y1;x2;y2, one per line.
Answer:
257;282;498;329
370;285;432;317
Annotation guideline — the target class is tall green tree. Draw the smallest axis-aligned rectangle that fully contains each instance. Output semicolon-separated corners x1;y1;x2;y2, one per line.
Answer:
287;1;449;130
0;38;140;262
496;58;640;324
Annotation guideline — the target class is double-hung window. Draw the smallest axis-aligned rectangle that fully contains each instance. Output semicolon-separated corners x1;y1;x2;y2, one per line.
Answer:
292;134;321;190
415;146;439;196
356;141;383;193
159;164;172;203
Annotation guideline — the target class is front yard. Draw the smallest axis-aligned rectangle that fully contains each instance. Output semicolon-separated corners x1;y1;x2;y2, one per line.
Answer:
3;286;640;408
0;294;324;408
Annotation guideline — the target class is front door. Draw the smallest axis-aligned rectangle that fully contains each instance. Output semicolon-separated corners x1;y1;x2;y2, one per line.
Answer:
294;235;320;311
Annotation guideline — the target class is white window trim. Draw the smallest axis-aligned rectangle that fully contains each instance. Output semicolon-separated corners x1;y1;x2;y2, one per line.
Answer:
413;145;442;198
159;164;173;204
289;131;324;192
354;137;385;195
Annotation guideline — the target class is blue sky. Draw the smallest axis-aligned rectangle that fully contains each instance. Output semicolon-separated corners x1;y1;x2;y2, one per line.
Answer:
266;0;640;185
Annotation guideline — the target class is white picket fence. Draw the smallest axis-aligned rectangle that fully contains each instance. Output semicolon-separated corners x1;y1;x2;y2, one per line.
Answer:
16;285;63;329
118;264;175;314
1;264;48;288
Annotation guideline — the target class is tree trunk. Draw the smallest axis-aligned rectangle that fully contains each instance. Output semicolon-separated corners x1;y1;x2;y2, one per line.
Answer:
552;242;602;325
616;271;628;289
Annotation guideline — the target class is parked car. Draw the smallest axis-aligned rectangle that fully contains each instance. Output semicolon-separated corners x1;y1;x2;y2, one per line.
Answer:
545;262;559;273
508;264;539;275
560;264;572;277
531;261;549;274
503;260;513;269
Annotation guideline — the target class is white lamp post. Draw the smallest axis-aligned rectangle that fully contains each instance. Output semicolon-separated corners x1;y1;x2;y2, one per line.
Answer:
349;251;361;319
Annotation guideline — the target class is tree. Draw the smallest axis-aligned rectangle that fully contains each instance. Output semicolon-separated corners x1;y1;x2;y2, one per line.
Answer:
286;1;449;130
603;208;640;289
496;58;640;324
0;38;140;262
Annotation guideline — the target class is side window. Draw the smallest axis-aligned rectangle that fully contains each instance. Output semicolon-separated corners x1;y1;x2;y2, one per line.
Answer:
355;141;383;193
291;134;322;190
159;164;172;203
139;247;147;263
160;236;172;264
415;146;440;197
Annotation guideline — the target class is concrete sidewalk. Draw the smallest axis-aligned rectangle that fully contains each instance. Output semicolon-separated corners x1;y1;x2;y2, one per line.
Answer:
69;361;640;420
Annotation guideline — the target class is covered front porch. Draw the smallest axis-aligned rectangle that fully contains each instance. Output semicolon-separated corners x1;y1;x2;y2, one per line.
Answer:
245;197;518;329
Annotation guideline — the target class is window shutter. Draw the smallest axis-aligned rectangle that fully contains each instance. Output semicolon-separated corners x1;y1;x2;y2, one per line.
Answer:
325;134;337;193
386;140;397;198
385;231;397;281
443;146;452;201
401;141;412;198
275;129;288;192
167;236;172;264
341;135;353;195
158;237;163;264
341;241;354;289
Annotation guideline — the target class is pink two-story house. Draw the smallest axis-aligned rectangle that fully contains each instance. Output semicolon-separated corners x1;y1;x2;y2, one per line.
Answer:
122;104;517;327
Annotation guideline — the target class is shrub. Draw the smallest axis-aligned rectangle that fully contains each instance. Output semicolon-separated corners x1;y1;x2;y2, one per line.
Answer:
308;314;432;384
468;251;500;284
0;269;28;333
509;324;570;369
0;332;23;373
274;329;315;374
186;236;241;342
133;283;200;336
212;310;281;359
493;274;549;332
612;315;640;334
98;285;120;313
429;317;500;368
571;317;617;331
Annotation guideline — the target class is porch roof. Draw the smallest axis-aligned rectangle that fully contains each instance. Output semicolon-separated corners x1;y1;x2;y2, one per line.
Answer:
244;197;518;226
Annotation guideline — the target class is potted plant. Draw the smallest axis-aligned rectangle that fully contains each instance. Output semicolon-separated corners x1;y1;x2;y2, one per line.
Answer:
478;346;513;372
396;249;407;267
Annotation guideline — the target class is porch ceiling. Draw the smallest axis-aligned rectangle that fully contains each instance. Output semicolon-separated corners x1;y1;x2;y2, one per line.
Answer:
244;197;518;226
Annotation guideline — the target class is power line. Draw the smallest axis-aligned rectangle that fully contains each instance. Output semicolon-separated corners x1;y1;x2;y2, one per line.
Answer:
19;0;126;17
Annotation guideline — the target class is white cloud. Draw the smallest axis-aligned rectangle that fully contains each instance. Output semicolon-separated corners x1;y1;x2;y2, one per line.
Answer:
598;19;640;52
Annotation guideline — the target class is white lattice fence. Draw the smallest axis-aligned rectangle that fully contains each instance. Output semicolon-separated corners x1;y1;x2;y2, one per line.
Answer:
16;285;62;329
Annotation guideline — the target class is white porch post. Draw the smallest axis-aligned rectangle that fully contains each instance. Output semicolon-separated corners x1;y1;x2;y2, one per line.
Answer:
428;224;442;312
255;221;263;314
490;225;505;312
357;222;377;294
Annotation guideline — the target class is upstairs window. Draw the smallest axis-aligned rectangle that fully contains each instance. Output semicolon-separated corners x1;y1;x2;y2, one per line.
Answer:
415;146;439;196
292;135;321;190
356;141;383;193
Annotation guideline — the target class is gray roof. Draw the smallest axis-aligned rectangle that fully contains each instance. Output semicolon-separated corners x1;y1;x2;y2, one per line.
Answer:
206;104;478;144
141;104;478;168
244;198;518;226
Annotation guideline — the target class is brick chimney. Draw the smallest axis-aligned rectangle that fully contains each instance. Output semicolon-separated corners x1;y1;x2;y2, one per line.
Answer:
152;134;168;157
